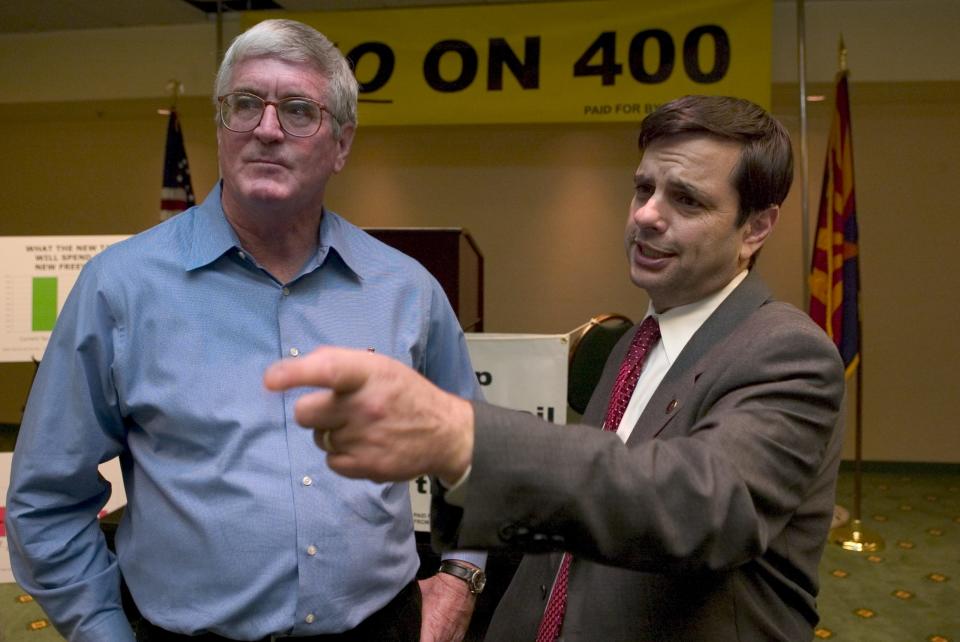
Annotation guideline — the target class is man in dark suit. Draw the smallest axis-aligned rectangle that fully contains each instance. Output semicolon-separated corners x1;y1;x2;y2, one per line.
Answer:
264;95;846;641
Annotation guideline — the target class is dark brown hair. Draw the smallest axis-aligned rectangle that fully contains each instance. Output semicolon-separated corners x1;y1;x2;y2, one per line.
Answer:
638;95;794;226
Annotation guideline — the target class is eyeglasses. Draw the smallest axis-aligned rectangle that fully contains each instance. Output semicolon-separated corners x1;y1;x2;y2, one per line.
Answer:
217;92;329;138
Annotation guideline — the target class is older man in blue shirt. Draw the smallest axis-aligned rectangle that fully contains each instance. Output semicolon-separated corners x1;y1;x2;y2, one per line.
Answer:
6;19;483;642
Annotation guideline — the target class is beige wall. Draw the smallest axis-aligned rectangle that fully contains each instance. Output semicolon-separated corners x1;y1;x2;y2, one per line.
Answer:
1;1;958;462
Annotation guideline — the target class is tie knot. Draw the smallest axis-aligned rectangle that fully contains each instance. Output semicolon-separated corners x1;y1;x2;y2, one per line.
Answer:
622;316;661;381
632;315;661;353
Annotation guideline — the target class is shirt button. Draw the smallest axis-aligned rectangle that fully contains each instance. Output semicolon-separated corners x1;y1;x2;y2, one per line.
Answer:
307;545;317;556
305;613;315;624
289;347;300;357
282;287;290;296
237;251;246;260
302;476;313;486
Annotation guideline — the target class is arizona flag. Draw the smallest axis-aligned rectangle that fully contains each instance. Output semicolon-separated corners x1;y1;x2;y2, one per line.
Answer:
160;110;196;221
809;71;860;377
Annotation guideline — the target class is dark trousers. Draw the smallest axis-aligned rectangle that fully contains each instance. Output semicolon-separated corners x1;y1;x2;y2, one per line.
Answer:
135;581;422;642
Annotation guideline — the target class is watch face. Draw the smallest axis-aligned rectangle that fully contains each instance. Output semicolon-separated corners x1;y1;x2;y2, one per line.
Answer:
441;562;486;594
471;572;486;594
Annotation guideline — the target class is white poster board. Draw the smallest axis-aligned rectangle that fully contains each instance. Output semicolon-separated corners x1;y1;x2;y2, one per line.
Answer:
409;333;569;531
0;452;12;583
0;235;128;363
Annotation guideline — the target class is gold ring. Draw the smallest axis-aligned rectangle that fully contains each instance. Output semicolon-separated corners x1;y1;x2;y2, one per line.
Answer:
322;430;333;452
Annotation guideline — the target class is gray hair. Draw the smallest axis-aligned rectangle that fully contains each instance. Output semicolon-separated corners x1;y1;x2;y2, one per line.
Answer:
214;19;358;138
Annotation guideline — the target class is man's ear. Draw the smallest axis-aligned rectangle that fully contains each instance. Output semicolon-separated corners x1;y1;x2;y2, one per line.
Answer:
333;122;356;174
739;205;779;265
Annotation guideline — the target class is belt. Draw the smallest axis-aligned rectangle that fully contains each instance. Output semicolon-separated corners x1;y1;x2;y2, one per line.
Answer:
135;580;421;642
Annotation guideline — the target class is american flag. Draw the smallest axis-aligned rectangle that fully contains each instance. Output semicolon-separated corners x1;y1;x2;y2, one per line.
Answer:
160;110;195;221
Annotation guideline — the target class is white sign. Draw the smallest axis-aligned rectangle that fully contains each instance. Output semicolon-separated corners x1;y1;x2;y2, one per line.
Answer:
409;333;570;531
0;452;12;582
0;235;128;363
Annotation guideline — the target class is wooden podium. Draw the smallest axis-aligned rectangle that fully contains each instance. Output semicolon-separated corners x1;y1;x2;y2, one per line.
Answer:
365;228;484;332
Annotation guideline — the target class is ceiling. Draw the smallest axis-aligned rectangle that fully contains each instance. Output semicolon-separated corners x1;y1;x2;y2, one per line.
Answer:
0;0;571;34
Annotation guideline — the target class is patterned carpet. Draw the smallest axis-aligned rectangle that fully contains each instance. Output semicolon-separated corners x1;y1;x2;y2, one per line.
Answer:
816;465;959;641
2;465;958;641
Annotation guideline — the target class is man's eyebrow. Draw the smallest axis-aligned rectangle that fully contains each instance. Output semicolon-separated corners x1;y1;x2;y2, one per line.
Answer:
278;90;318;100
227;87;318;100
666;178;711;203
633;174;711;201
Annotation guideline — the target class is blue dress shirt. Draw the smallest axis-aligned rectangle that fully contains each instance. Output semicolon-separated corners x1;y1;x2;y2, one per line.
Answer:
6;183;482;641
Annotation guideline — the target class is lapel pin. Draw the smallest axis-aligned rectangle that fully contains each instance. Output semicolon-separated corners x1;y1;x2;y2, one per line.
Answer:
666;399;678;414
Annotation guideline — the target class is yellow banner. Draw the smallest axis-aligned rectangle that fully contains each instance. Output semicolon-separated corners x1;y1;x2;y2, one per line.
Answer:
244;0;771;126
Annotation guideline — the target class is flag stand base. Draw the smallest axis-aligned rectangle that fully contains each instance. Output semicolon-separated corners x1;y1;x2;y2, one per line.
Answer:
830;519;884;552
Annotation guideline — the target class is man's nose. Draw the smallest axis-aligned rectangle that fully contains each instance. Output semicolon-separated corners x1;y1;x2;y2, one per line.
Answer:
631;196;666;230
254;104;284;141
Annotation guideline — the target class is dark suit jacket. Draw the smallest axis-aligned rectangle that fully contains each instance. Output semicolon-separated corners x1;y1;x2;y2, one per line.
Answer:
432;272;845;641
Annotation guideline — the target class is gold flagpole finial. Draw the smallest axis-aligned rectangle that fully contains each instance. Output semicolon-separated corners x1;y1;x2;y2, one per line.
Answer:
165;79;183;111
838;36;848;73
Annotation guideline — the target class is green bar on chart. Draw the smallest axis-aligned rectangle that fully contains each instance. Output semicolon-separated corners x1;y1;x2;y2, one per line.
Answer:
32;277;58;331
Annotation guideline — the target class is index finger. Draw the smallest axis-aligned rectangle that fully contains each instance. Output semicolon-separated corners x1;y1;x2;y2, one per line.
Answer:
263;346;373;394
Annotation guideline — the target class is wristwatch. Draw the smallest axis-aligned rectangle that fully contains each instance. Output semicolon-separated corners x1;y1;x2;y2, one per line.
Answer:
438;560;486;595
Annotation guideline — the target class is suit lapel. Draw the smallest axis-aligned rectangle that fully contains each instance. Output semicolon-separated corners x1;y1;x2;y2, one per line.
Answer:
626;272;774;444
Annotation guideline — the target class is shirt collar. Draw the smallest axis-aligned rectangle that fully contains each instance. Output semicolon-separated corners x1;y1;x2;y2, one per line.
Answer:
315;205;368;281
183;181;241;271
182;181;366;280
645;270;749;364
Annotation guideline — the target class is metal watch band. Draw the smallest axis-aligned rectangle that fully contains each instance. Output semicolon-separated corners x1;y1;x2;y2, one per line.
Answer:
438;560;486;595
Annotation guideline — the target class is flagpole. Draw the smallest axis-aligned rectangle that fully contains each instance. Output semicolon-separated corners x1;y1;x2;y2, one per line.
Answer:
827;38;884;553
854;327;863;521
844;38;861;527
797;0;810;303
831;309;882;551
165;79;182;112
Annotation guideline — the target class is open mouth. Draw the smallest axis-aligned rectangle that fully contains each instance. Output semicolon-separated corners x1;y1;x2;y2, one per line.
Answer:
639;245;672;259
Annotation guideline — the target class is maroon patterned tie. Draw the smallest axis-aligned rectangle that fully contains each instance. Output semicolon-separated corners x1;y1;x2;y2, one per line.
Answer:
535;315;661;642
